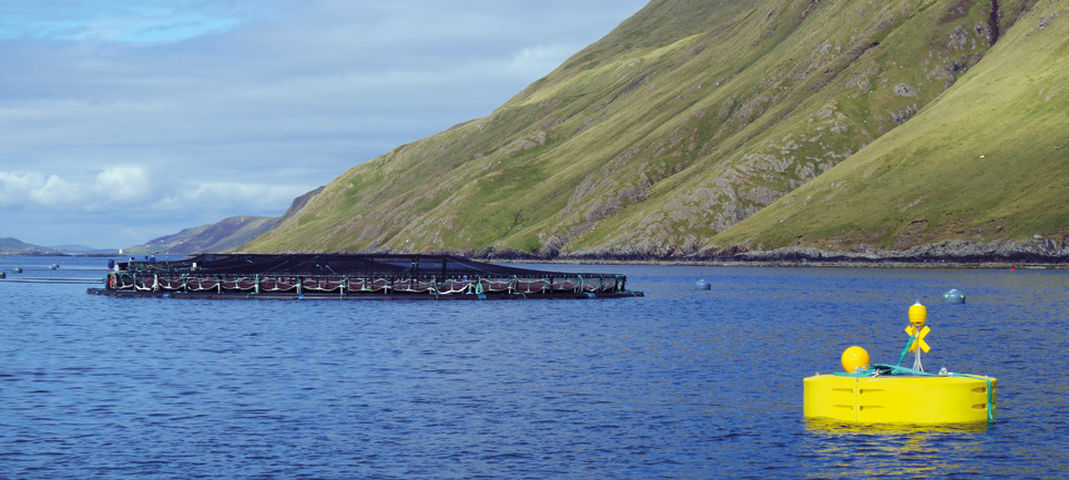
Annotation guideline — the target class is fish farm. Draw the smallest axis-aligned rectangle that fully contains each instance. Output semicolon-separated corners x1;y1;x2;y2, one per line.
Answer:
86;253;643;300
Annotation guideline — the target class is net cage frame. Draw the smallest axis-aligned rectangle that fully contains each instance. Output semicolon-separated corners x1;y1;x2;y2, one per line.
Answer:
102;253;633;298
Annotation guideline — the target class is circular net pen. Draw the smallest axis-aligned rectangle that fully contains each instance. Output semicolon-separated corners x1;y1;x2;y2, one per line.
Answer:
90;253;643;300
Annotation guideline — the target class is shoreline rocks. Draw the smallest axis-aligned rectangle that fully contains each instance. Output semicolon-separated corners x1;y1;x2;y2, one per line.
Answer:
472;238;1068;268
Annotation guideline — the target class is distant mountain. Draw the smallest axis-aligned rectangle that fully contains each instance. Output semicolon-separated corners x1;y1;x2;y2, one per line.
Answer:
0;237;61;255
239;0;1065;261
124;186;324;255
123;216;280;255
238;0;1067;259
48;244;115;254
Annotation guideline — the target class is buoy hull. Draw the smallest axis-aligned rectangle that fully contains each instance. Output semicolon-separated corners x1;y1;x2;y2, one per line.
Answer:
803;374;995;424
943;289;966;304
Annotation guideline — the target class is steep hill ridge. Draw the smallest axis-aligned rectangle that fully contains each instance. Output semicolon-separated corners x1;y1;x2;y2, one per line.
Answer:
243;0;1065;260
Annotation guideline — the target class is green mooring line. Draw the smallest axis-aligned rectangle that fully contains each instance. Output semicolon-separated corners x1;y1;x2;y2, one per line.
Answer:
0;277;103;284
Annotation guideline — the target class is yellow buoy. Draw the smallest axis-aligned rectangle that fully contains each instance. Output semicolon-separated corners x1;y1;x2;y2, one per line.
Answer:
905;301;930;371
804;301;996;425
840;346;870;373
804;373;996;424
908;302;927;327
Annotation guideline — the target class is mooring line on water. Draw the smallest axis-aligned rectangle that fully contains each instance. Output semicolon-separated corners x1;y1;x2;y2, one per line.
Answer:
0;277;104;284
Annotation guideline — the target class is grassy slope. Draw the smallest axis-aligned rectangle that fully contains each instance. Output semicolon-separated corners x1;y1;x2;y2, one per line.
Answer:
243;0;754;253
710;0;1067;251
244;0;1057;256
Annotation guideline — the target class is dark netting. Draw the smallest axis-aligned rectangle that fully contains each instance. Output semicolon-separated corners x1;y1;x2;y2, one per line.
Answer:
100;253;639;299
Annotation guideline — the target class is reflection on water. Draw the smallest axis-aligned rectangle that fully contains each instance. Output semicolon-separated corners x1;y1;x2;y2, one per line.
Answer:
805;418;992;434
804;419;989;478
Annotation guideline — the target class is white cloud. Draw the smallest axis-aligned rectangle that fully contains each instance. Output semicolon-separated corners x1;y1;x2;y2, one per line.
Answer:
0;171;45;207
94;166;154;203
0;0;649;247
152;182;309;213
29;174;82;206
0;166;303;216
1;167;150;208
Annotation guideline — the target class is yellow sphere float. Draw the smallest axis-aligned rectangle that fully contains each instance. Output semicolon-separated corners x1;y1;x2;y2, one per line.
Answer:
840;346;870;373
908;301;927;327
803;301;996;426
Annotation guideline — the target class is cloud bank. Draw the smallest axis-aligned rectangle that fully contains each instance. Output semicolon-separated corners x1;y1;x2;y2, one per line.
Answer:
0;0;648;248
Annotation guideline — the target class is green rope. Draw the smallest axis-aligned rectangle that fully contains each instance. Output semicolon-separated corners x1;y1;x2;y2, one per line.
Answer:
896;336;917;367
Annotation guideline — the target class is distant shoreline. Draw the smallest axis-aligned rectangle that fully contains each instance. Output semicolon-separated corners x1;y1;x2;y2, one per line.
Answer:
476;239;1069;269
497;258;1066;269
5;240;1065;269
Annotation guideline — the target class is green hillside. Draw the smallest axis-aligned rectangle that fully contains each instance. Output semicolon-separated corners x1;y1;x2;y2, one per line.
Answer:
244;0;1065;258
710;0;1067;252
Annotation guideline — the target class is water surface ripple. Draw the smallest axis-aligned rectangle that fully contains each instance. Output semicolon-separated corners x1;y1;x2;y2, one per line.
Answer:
1;257;1065;478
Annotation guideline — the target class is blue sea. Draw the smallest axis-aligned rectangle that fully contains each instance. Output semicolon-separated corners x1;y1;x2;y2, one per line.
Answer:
1;256;1066;479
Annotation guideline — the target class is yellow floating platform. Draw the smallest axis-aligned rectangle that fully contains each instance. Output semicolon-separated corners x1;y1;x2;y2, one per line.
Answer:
804;373;996;425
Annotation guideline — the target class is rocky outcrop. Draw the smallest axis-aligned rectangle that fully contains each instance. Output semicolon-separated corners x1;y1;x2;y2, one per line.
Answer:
465;238;1068;267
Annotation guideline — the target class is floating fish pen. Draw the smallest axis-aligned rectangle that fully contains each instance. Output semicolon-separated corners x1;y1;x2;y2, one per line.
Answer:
87;253;643;300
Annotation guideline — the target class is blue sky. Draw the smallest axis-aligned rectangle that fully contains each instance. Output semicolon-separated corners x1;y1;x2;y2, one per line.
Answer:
0;0;648;249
